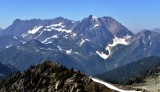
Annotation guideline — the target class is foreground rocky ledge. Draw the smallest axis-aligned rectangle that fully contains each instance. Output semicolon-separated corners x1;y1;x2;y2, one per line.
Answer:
0;61;147;92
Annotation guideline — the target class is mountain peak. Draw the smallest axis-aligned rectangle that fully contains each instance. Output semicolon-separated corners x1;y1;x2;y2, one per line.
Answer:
87;15;99;21
88;15;98;19
100;16;133;37
54;16;66;21
13;19;23;24
53;16;75;23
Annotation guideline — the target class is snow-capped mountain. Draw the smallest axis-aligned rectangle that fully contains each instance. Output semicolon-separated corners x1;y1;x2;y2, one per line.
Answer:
0;15;133;75
1;15;160;75
1;15;132;59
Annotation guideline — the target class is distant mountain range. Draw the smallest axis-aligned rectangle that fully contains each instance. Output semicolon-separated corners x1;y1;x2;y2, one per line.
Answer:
0;15;160;76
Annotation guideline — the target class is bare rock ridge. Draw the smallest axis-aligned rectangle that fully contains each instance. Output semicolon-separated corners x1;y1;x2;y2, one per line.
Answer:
0;61;117;92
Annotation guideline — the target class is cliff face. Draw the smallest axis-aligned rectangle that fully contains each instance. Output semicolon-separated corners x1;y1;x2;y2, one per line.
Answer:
0;61;116;92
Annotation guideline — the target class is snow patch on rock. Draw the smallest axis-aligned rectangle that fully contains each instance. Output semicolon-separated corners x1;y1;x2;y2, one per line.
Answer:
71;33;77;37
92;16;100;28
14;36;17;39
42;35;58;43
96;51;109;59
79;39;90;46
74;52;79;55
80;39;85;46
57;46;62;51
96;35;131;59
28;26;43;34
6;45;12;48
65;49;72;54
44;22;72;33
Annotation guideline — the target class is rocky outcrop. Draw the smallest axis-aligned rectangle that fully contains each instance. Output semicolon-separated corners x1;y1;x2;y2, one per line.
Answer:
0;61;117;92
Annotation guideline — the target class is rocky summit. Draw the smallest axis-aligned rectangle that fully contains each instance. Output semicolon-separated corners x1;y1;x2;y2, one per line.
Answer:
0;61;116;92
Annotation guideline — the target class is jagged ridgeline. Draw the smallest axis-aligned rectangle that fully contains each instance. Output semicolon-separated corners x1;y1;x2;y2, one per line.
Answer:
0;61;116;92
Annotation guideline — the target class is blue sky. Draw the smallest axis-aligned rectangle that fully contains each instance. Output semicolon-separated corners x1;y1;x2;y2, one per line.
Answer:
0;0;160;33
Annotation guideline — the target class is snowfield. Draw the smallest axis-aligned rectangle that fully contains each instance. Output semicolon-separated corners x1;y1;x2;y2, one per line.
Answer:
44;22;72;33
28;26;43;34
90;77;142;92
95;51;109;59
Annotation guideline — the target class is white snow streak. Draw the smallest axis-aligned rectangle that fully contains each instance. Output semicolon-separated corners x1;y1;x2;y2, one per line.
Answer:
46;22;63;28
80;39;85;46
42;35;58;43
74;52;79;55
91;77;141;92
65;49;72;54
57;46;62;51
14;36;17;39
44;22;72;33
85;39;90;41
96;51;109;59
6;46;10;48
79;39;90;46
28;26;43;34
71;33;77;37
